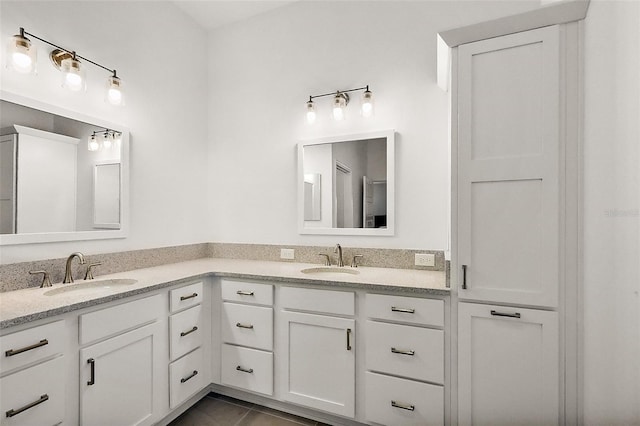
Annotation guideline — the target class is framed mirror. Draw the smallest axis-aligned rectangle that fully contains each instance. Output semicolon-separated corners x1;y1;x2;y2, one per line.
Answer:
0;91;129;245
298;129;395;236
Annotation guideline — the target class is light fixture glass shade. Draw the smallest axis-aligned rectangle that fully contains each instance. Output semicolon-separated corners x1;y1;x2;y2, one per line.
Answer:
102;132;113;149
361;89;374;118
106;74;124;106
306;100;316;124
88;134;99;151
332;94;347;121
113;132;122;148
61;56;86;92
6;33;37;74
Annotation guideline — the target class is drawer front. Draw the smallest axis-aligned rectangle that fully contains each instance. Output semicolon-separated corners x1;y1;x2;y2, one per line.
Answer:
221;344;273;396
366;321;444;384
169;347;205;409
1;320;65;374
280;287;355;316
0;356;66;426
366;294;444;327
222;303;273;351
365;372;443;426
170;305;204;361
221;279;273;306
170;282;204;313
79;294;162;345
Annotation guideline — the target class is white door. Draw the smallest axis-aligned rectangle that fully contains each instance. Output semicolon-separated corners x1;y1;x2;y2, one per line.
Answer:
363;176;374;227
334;161;354;228
281;311;355;418
458;302;559;426
457;26;560;308
80;323;160;426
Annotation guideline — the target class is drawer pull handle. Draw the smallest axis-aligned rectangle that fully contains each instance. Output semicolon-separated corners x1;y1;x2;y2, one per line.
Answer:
180;293;198;301
346;328;352;351
180;326;198;337
5;339;48;357
391;400;415;411
236;290;254;296
87;358;95;385
491;310;521;319
236;366;254;374
5;394;49;418
391;347;415;356
236;322;254;329
181;370;198;383
462;264;468;289
391;307;415;314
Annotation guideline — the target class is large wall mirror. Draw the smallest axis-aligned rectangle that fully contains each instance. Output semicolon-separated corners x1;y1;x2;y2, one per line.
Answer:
298;129;395;236
0;91;129;245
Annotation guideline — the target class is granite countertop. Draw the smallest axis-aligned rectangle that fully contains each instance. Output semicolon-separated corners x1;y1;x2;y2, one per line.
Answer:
0;258;448;329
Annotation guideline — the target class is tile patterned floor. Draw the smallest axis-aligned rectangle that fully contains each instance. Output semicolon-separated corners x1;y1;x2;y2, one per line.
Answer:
169;393;331;426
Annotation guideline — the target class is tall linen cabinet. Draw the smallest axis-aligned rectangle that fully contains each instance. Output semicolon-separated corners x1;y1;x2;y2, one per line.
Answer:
447;9;584;426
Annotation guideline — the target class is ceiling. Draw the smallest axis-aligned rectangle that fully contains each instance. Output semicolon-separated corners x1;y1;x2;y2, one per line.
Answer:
172;1;299;31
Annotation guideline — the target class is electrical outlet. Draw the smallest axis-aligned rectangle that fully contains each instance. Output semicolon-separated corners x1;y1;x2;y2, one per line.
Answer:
280;248;295;260
415;253;435;267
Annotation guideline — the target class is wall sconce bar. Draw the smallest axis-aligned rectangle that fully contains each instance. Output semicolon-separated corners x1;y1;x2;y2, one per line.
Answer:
88;128;122;151
306;85;374;124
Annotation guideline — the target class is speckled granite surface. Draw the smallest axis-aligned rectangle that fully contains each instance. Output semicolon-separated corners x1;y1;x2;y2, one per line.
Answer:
0;258;448;329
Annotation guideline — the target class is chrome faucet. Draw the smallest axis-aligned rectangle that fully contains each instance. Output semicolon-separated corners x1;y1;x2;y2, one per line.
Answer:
64;252;86;283
334;244;344;267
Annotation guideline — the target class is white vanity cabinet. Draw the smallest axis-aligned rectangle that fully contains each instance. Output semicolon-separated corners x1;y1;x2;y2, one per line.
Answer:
280;287;356;418
79;295;163;426
0;320;67;426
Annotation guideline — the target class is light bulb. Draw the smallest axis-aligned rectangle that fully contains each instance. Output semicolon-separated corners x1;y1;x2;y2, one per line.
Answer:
113;132;122;148
361;89;374;118
106;73;124;106
61;55;85;92
6;31;37;74
332;93;348;121
102;133;112;149
88;135;99;151
306;100;316;124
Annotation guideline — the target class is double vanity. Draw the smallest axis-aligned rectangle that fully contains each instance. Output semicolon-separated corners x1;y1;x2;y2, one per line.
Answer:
0;257;449;426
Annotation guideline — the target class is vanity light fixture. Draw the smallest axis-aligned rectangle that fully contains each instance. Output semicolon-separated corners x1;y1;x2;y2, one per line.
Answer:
305;85;373;124
6;27;125;105
87;129;121;151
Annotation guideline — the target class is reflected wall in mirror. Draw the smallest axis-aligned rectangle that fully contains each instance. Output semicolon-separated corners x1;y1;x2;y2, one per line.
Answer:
298;129;395;236
0;91;128;245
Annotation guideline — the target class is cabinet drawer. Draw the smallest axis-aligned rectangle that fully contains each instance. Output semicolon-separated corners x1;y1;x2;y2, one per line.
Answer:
366;321;444;384
221;344;273;396
169;347;206;409
222;303;273;351
365;372;443;426
0;356;66;426
170;305;204;361
170;282;204;313
1;320;65;374
221;279;273;306
79;294;162;345
280;287;354;316
366;294;444;327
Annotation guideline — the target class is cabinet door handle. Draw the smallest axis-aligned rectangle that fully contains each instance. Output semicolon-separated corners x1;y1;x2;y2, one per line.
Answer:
236;290;254;296
391;306;415;314
391;347;415;356
5;339;48;357
462;264;468;289
180;370;198;383
391;400;415;411
236;366;254;374
180;326;198;337
235;322;254;329
346;328;352;351
5;394;49;418
180;293;198;301
491;310;521;319
87;358;95;386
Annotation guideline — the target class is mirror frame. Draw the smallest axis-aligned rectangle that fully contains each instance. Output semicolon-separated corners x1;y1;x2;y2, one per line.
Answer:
0;90;129;245
297;129;395;236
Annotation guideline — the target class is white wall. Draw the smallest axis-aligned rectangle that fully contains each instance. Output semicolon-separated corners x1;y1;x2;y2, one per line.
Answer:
0;1;210;263
206;0;540;250
582;0;640;424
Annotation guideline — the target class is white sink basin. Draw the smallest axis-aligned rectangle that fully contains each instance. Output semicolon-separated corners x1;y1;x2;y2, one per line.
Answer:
44;279;138;296
300;267;360;276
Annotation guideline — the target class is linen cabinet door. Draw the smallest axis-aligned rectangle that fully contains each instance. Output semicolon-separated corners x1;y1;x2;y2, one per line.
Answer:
457;302;559;426
456;25;561;308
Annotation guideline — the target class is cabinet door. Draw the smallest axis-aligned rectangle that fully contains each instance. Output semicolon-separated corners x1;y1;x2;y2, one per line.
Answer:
281;311;355;418
457;26;560;307
458;302;559;426
80;322;160;426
